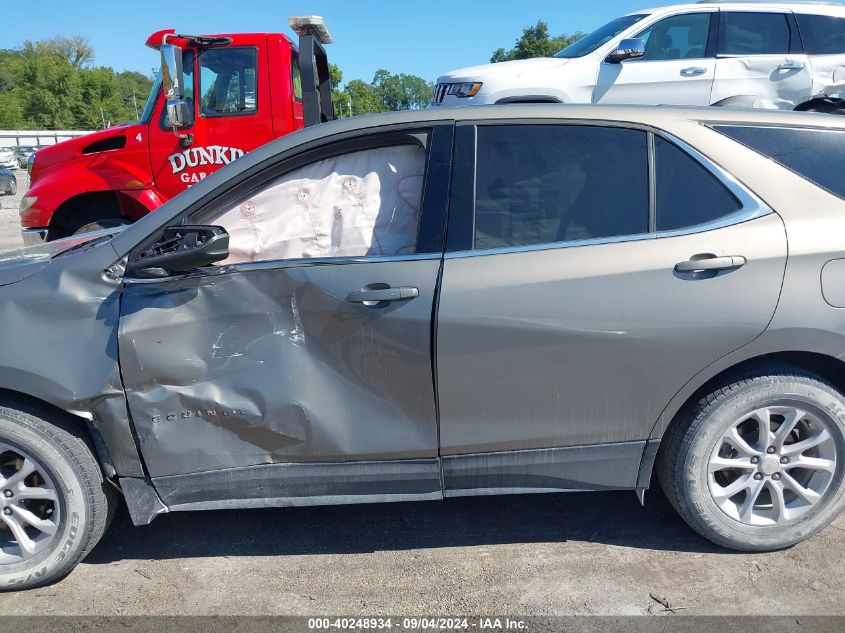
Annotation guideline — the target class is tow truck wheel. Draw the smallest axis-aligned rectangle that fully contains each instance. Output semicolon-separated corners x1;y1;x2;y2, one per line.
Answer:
0;400;114;590
74;218;130;236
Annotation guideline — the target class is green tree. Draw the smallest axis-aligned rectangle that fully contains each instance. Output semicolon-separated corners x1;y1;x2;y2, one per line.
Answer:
371;69;432;111
0;92;25;128
0;50;25;128
491;20;584;62
114;70;155;121
329;67;430;118
36;36;95;70
16;42;81;129
344;79;384;116
329;63;349;117
0;37;153;130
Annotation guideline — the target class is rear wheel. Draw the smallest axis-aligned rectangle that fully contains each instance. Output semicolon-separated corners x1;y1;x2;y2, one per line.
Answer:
795;98;845;115
0;402;115;590
5;180;15;196
659;365;845;551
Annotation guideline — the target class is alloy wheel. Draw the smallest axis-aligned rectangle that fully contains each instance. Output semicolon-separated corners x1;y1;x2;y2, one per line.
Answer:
707;406;838;526
0;442;60;564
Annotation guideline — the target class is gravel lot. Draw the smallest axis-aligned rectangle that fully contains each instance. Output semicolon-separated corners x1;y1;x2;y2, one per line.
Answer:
0;185;843;616
0;492;842;616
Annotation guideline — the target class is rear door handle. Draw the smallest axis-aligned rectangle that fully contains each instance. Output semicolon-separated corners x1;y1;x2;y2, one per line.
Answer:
347;287;419;303
675;255;746;273
777;61;805;71
681;67;707;77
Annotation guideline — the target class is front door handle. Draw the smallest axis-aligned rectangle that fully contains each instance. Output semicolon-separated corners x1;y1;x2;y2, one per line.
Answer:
675;255;746;274
681;67;707;77
777;61;805;71
347;286;419;304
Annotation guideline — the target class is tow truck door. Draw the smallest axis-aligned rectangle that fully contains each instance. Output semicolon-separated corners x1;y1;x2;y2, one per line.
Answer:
148;38;275;200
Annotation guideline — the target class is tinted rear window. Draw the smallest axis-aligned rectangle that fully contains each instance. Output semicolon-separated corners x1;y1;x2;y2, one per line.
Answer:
796;14;845;55
723;12;792;55
473;125;649;249
714;125;845;200
655;137;742;231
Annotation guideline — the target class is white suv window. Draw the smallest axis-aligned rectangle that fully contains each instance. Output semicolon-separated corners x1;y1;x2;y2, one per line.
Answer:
635;13;712;60
723;12;792;55
796;14;845;55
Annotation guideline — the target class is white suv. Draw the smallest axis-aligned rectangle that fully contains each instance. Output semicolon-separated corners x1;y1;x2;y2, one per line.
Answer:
432;1;845;112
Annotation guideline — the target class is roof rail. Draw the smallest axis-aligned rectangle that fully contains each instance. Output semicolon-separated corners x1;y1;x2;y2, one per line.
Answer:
697;0;844;4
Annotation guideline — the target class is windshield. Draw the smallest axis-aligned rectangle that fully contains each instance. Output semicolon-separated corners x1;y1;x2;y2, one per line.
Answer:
554;14;648;58
140;72;162;125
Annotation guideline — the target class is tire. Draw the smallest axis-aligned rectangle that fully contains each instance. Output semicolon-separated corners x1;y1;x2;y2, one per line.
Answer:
73;218;129;236
658;364;845;552
5;180;15;196
796;98;845;116
805;107;845;116
0;400;115;590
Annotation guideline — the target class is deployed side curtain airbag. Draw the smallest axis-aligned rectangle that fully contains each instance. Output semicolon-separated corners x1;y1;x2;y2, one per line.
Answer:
215;145;426;264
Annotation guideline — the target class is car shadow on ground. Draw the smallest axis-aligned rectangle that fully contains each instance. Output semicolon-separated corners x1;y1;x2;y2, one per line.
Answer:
85;488;733;564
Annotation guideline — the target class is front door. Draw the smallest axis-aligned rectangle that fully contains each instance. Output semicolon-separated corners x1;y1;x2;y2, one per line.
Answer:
436;123;787;495
595;11;717;105
119;126;453;505
711;11;812;108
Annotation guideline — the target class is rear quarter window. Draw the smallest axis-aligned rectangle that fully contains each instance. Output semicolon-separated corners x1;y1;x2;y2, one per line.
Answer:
655;137;741;231
722;12;792;55
713;125;845;201
796;14;845;55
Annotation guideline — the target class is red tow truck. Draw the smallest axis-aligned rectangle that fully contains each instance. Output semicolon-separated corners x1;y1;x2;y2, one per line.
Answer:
19;16;334;244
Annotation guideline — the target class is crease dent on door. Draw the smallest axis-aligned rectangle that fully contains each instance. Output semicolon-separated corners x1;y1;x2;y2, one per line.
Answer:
713;57;811;109
118;259;441;477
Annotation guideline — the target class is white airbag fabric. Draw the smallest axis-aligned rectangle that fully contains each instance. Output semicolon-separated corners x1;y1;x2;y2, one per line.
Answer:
216;145;425;264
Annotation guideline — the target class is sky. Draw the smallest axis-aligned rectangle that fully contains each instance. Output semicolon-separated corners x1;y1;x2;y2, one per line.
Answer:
1;0;659;86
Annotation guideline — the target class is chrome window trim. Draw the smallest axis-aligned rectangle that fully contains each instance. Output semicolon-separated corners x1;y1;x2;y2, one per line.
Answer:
706;122;845;133
123;252;441;285
447;126;773;260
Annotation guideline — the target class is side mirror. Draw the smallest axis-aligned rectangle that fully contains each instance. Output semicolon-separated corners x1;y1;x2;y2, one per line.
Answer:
160;43;193;129
130;225;229;274
608;38;646;63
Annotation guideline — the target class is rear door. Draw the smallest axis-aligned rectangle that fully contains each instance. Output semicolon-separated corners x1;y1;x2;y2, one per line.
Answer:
119;125;453;506
436;122;787;495
711;10;812;108
595;11;717;105
794;12;845;100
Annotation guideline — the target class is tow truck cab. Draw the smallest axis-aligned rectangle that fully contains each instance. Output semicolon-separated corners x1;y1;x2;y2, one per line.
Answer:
19;16;333;244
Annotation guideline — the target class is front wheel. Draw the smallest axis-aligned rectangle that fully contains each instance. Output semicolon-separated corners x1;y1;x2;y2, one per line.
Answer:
0;402;115;590
659;365;845;551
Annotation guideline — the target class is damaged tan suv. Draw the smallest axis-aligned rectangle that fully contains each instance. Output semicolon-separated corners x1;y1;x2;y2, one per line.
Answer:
1;104;845;589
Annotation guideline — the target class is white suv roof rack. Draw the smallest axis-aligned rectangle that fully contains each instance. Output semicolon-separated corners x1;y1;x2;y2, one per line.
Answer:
697;0;844;4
